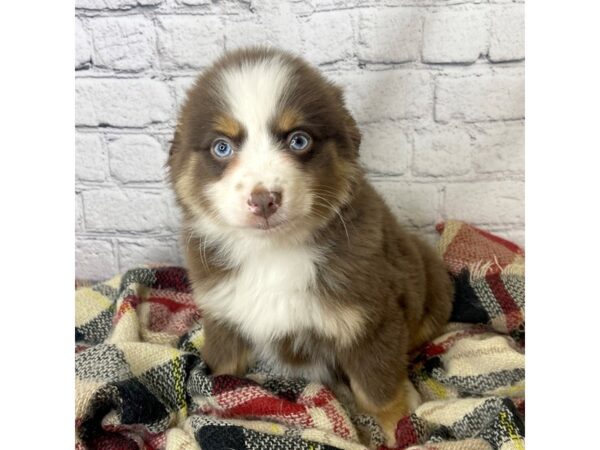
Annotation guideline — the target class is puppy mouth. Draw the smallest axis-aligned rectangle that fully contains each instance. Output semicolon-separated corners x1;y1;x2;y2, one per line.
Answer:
248;215;287;231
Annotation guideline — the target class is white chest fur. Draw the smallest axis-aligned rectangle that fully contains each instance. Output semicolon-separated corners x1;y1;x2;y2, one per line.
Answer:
197;238;364;349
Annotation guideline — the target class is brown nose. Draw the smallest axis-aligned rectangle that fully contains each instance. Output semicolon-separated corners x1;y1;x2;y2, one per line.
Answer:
247;189;282;219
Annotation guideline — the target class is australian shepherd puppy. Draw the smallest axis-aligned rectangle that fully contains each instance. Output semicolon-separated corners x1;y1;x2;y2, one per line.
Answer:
168;47;453;445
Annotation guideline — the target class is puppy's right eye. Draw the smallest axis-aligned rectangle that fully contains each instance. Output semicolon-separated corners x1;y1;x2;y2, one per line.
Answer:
287;131;312;153
212;139;234;159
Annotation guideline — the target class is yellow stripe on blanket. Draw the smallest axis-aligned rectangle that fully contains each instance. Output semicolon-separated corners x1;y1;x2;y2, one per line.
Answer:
424;376;449;400
416;398;487;427
498;410;525;450
171;348;188;422
75;288;112;327
117;342;184;377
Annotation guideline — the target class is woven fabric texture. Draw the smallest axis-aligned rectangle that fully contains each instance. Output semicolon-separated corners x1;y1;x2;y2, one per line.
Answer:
75;220;525;450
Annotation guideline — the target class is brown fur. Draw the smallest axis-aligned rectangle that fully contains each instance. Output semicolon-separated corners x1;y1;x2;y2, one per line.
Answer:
213;115;243;139
276;108;304;133
168;47;454;445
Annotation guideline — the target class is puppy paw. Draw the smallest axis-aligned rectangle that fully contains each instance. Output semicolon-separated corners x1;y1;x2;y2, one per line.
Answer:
404;379;422;411
375;404;410;447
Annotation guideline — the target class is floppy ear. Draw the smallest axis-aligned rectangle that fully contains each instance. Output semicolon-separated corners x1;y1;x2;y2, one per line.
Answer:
168;129;181;159
343;105;361;154
165;128;182;185
331;84;361;156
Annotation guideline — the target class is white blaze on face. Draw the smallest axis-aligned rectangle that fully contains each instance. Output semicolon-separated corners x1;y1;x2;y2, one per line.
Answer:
205;56;313;230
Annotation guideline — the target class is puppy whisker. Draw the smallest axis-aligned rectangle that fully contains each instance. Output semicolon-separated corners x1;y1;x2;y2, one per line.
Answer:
312;196;351;246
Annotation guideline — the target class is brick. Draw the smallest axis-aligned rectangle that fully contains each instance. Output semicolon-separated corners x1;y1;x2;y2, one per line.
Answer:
75;239;118;280
422;8;488;64
472;122;524;173
222;13;302;55
224;19;273;52
75;78;173;127
90;16;156;71
76;193;85;232
76;133;108;182
75;19;92;69
489;5;525;62
157;16;224;69
251;1;303;52
413;127;471;176
333;70;432;122
76;0;161;9
172;77;196;112
372;182;440;227
83;189;180;232
75;81;98;125
180;0;211;4
444;181;523;224
309;0;366;8
118;238;183;271
302;10;354;65
359;122;410;175
72;0;526;282
108;135;166;182
358;8;421;63
435;71;524;122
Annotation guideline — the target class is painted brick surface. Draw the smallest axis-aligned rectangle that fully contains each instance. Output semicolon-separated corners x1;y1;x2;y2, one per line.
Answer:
76;1;525;279
413;128;472;177
75;78;173;127
90;16;156;71
444;181;524;225
422;8;488;64
118;238;184;270
372;182;441;228
75;239;118;280
76;133;108;182
157;15;224;69
82;189;180;233
472;122;525;174
358;8;422;63
303;10;355;65
489;5;525;62
359;122;411;175
333;70;433;122
108;135;167;183
75;18;92;69
435;71;524;122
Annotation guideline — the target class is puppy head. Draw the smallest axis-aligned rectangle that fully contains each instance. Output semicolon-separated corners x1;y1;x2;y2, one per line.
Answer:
169;47;361;240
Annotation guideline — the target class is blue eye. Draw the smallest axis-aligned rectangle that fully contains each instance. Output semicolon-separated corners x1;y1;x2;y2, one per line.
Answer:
212;139;233;158
288;131;312;152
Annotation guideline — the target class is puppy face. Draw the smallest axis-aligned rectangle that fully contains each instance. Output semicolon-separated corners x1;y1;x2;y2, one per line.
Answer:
169;48;361;240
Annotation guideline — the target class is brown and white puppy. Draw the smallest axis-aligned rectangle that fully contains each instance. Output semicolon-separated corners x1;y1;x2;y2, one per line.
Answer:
168;47;453;445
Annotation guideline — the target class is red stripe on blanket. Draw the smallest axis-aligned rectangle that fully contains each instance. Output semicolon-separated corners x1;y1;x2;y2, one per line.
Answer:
322;401;353;438
422;325;489;357
393;415;419;449
114;294;140;322
146;296;196;313
307;388;353;438
472;226;524;256
307;387;335;407
224;396;312;426
485;273;522;332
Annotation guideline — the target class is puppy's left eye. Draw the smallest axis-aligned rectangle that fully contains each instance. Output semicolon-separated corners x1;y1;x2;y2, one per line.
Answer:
211;138;234;159
287;131;312;153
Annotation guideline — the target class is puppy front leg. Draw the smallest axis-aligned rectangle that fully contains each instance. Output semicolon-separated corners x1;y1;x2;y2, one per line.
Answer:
349;375;420;446
340;322;420;446
202;317;250;377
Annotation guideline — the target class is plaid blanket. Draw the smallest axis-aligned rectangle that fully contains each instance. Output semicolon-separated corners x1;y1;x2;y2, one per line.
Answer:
75;220;525;450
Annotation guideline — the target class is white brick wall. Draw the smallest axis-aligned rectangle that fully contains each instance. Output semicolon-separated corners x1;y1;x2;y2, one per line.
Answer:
75;0;525;280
